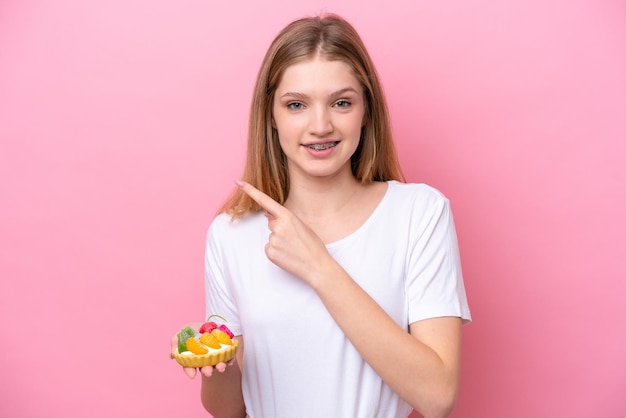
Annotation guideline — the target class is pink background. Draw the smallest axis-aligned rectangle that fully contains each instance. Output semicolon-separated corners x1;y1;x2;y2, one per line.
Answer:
1;0;625;417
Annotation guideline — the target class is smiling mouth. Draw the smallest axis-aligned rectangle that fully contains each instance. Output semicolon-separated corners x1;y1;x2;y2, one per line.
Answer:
304;141;339;151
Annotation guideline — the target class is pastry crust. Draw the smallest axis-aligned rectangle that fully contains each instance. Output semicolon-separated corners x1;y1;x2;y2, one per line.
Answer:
172;339;239;368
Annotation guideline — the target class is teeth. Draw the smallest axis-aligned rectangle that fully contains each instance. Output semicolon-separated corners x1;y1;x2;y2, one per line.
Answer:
307;142;337;151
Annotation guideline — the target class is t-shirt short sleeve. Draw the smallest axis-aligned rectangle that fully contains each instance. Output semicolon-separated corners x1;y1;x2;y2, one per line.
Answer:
405;188;471;324
204;214;242;336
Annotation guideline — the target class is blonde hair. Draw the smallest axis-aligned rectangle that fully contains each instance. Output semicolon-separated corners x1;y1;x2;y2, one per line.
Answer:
219;13;405;217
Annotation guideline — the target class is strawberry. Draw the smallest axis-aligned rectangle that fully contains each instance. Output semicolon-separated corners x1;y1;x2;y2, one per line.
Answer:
218;324;234;339
199;321;217;334
200;314;231;335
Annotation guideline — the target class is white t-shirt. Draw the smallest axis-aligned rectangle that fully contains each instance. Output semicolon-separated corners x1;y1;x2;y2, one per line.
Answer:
204;181;471;418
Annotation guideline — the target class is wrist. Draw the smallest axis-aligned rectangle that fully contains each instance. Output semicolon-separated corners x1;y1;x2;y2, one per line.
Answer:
307;256;346;292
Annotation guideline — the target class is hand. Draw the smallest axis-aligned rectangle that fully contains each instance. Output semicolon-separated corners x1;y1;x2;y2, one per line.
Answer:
170;324;234;379
236;180;332;284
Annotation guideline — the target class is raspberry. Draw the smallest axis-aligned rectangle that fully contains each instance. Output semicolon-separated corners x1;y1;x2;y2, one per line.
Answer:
186;337;209;355
200;332;221;349
218;324;234;338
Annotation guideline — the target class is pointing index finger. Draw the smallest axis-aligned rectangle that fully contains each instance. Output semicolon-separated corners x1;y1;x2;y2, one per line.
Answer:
236;180;286;216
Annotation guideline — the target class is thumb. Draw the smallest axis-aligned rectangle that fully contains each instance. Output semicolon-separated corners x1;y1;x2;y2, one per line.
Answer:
183;367;197;379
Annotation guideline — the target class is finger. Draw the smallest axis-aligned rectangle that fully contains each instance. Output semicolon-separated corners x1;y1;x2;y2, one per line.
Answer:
183;367;197;379
236;180;287;217
200;366;214;377
214;362;227;373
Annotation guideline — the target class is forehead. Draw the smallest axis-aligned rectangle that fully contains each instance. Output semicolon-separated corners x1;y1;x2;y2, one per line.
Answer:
276;57;361;93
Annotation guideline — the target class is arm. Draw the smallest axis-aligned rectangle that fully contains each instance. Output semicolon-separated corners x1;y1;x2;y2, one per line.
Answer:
200;336;246;418
237;181;464;418
311;262;462;418
171;327;247;417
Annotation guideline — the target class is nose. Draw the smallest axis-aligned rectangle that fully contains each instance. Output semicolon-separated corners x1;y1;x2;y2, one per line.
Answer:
308;106;333;136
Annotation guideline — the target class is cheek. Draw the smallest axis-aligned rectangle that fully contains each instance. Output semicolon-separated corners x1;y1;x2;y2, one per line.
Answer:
273;122;288;144
273;115;304;139
274;125;292;151
348;113;366;137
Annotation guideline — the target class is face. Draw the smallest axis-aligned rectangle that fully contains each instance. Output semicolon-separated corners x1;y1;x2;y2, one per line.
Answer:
272;57;365;183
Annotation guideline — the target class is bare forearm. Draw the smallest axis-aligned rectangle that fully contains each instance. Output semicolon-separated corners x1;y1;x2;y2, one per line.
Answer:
309;261;461;418
200;338;246;418
200;367;245;418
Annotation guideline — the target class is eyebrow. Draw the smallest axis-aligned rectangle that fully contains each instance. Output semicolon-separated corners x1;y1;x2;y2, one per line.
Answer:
279;87;360;100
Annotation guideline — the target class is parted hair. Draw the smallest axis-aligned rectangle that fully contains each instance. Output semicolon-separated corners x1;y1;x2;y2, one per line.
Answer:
219;13;405;217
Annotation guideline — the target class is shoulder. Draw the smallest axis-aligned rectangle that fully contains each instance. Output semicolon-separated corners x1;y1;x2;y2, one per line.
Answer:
207;211;267;245
386;181;450;209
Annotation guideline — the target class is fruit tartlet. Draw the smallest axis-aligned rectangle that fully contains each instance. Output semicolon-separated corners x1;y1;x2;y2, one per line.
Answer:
172;314;238;368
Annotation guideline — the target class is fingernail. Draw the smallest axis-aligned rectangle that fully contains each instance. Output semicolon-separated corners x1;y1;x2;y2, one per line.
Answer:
235;180;244;187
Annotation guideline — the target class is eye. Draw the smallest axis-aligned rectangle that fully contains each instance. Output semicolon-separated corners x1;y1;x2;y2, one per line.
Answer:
287;102;304;110
334;100;351;108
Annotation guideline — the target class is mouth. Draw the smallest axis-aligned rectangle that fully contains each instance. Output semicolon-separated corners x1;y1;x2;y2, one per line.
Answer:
303;141;340;151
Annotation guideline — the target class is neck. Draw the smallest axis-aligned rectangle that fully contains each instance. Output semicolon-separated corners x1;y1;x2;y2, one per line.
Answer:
284;172;363;219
